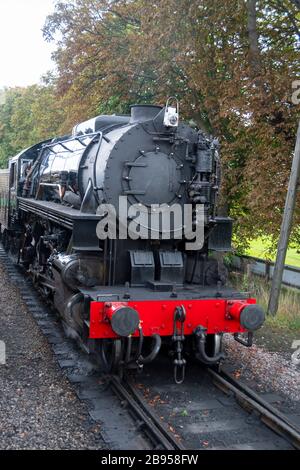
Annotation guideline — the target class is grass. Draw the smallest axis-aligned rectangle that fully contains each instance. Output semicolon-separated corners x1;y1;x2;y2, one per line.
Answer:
231;272;300;331
245;237;300;268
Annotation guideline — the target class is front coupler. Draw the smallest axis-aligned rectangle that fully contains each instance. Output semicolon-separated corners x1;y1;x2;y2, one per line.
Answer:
172;306;187;384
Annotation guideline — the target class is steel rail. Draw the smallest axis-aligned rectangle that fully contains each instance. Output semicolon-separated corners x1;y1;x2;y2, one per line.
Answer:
110;375;185;451
208;368;300;450
219;369;300;432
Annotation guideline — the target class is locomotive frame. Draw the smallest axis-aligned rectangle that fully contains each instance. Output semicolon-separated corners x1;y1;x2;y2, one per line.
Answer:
0;102;265;382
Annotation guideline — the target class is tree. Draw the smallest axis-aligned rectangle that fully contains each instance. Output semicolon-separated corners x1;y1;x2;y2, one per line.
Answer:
0;85;65;168
42;0;300;248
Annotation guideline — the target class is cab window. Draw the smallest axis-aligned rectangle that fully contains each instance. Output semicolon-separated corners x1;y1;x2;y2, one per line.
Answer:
9;162;16;189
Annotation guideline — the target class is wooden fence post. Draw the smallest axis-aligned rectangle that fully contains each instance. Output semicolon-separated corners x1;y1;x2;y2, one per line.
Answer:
268;121;300;315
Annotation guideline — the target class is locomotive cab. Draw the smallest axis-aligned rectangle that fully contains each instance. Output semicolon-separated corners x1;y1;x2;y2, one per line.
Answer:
0;141;49;245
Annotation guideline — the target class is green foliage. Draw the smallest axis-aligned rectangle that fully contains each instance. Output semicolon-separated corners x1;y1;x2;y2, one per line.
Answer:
0;86;65;168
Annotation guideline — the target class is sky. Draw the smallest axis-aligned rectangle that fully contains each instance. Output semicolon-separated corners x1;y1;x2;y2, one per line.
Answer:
0;0;56;89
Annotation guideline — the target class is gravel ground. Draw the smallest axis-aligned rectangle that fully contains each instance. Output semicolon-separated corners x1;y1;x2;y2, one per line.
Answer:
0;263;105;450
223;334;300;402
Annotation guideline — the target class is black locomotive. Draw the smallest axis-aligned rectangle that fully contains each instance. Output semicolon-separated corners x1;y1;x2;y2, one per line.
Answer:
0;101;264;382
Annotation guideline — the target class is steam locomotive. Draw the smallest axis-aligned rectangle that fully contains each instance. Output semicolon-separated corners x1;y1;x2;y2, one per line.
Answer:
0;101;264;382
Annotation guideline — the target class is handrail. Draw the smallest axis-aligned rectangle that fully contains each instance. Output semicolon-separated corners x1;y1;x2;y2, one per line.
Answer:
43;132;101;153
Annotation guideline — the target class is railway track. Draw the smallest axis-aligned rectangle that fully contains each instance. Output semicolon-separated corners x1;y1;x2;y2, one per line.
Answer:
118;366;300;450
208;369;300;450
0;244;300;451
110;375;184;450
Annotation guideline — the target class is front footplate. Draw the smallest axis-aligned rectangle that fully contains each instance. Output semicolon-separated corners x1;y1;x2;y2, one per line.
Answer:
89;298;265;339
